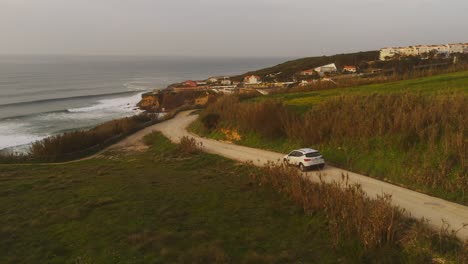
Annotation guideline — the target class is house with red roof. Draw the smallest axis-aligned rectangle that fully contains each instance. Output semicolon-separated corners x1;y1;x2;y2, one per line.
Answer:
183;80;198;88
299;69;315;76
342;66;357;73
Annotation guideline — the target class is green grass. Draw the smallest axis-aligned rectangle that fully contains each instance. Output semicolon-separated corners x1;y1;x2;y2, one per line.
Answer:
254;71;468;113
0;133;370;263
192;72;468;204
191;120;467;204
1;133;465;263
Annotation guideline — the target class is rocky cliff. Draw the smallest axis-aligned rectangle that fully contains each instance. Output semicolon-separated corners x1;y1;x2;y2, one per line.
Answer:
137;92;163;112
137;90;217;112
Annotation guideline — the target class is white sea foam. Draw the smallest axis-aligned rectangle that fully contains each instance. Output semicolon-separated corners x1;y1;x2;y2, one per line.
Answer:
67;93;143;113
0;92;144;151
0;122;46;150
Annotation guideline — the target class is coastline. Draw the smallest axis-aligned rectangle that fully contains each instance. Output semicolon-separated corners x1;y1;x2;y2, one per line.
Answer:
0;91;148;152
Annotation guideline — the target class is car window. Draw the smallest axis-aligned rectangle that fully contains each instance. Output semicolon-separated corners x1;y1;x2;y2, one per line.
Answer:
306;152;321;158
294;151;303;157
290;151;300;157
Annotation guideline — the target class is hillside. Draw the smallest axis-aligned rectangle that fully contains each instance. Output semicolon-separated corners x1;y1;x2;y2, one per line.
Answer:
190;71;468;204
256;70;468;112
1;133;465;263
233;51;379;81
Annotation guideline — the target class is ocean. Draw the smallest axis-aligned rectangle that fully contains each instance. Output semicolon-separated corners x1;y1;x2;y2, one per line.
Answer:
0;55;289;152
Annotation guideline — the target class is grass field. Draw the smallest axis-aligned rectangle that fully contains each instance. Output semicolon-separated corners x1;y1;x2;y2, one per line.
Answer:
191;71;468;204
255;71;468;113
1;133;466;263
0;134;336;263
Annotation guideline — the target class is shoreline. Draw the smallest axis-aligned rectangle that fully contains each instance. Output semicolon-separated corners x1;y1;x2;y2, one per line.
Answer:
0;91;148;152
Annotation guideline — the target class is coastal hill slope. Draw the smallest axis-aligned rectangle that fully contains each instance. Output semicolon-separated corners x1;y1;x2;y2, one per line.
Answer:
234;50;379;81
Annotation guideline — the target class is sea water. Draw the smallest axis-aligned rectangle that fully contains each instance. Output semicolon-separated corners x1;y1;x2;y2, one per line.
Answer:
0;55;288;152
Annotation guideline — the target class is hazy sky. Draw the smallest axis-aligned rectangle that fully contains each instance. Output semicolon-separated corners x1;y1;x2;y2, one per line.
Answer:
1;0;467;57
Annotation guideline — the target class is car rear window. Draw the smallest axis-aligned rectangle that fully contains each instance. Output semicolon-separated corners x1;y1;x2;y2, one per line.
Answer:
306;152;321;158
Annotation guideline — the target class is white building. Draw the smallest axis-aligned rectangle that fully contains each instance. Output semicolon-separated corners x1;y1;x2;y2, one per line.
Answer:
299;69;315;76
448;43;468;54
207;77;218;83
244;75;262;85
380;43;468;61
342;66;357;73
220;77;232;86
314;63;337;75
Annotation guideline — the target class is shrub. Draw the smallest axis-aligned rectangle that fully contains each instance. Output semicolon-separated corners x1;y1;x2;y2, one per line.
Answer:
250;163;466;260
201;113;220;131
177;136;203;155
202;93;468;203
27;114;156;161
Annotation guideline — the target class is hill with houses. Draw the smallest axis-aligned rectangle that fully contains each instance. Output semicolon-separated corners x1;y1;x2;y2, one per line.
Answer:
138;43;468;113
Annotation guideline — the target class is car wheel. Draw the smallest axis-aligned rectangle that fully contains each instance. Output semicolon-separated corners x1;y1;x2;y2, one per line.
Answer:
299;163;306;172
283;159;288;166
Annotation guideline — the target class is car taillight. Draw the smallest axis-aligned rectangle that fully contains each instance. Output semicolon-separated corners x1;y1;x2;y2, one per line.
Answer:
304;159;311;161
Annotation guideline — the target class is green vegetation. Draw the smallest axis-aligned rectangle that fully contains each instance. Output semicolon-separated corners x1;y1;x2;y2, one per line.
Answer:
0;114;159;163
234;50;468;83
191;71;468;204
257;71;468;113
1;132;465;263
0;133;333;263
234;51;379;81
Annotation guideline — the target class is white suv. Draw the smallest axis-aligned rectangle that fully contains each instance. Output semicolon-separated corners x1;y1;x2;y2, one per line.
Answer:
283;148;325;171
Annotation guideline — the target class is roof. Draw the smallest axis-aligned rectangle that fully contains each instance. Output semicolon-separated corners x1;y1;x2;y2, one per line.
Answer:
296;148;319;153
316;63;337;68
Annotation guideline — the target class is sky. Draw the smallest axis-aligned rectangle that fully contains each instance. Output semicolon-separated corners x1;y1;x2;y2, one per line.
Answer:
1;0;468;57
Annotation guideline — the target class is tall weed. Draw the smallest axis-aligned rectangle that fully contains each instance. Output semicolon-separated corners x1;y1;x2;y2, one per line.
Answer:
202;93;467;201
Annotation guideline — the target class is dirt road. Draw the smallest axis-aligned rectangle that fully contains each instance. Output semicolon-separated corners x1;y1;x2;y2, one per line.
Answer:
18;110;465;241
146;111;467;241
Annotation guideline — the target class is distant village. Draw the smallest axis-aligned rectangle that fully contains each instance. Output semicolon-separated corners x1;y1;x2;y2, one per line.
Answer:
168;42;468;95
379;43;468;61
171;63;356;95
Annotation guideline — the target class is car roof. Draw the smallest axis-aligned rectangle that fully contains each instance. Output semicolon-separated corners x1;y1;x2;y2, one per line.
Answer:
296;148;319;153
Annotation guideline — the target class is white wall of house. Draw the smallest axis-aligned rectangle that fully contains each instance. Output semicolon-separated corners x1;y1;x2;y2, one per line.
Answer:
343;67;357;73
314;63;337;73
244;76;261;84
300;70;315;76
221;79;232;85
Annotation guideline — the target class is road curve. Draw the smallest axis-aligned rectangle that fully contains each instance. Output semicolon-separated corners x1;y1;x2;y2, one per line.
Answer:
151;111;468;241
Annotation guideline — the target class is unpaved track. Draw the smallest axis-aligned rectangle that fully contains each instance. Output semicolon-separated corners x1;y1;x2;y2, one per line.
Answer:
4;110;466;241
152;111;468;241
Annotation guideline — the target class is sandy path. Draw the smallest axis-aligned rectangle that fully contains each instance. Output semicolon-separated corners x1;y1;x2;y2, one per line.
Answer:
151;111;468;241
4;110;466;241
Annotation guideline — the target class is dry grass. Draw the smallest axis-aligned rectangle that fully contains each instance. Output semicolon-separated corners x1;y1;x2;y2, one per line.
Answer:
251;163;467;261
19;114;156;162
289;62;468;94
202;93;467;200
254;164;405;249
177;136;203;155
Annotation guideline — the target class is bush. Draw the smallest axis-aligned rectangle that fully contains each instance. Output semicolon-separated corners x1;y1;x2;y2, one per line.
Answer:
27;114;156;161
177;136;203;155
202;93;468;203
250;163;466;261
201;113;220;131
